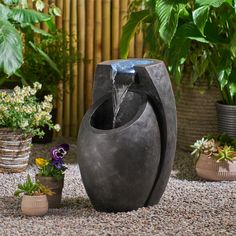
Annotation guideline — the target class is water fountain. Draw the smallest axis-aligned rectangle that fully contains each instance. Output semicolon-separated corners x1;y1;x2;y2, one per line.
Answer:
77;59;177;212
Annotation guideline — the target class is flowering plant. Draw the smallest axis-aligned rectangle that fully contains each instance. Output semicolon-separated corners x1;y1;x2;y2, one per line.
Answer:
35;144;69;180
0;82;60;137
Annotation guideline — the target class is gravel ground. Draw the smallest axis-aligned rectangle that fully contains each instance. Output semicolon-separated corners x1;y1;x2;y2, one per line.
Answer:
0;139;235;236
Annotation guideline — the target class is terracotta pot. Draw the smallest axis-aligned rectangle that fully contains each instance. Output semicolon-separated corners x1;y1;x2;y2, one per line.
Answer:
196;154;236;181
21;194;48;216
35;175;64;208
0;128;32;173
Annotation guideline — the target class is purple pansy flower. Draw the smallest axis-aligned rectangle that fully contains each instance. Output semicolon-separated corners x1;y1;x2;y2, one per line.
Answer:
51;143;69;161
52;158;64;170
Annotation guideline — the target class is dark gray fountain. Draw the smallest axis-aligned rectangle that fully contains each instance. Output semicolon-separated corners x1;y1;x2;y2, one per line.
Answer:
77;59;177;212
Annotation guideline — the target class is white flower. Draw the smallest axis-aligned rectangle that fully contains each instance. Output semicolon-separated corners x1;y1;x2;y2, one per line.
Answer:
20;120;29;129
33;82;42;90
54;124;61;132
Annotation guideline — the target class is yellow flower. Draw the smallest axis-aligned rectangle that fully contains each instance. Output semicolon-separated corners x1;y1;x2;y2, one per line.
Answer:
35;158;48;168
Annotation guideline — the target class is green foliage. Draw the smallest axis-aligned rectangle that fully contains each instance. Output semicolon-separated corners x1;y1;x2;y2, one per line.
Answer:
0;82;60;137
120;0;236;104
0;0;60;77
14;174;54;197
191;133;236;162
214;145;236;162
18;30;78;98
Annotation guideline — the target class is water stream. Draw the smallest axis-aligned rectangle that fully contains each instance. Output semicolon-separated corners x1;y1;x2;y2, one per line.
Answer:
111;66;133;128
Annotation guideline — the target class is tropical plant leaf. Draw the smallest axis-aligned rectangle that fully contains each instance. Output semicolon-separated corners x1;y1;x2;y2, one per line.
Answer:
11;8;51;24
3;0;18;4
120;10;149;58
29;41;61;77
0;3;11;20
0;20;23;75
195;0;233;8
230;30;236;57
155;0;186;45
192;6;209;35
228;68;236;98
175;22;209;43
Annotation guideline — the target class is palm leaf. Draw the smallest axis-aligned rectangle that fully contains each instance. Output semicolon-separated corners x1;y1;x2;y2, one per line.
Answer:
0;20;23;75
195;0;233;8
11;8;51;24
120;10;149;58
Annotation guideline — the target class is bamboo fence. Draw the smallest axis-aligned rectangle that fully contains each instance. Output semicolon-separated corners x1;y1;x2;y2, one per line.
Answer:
55;0;144;137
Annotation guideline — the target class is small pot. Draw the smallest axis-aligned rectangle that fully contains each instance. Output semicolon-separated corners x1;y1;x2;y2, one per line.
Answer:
21;194;48;216
196;154;236;181
35;175;64;208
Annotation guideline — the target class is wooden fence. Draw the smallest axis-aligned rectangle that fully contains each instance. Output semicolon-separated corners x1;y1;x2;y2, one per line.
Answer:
55;0;144;137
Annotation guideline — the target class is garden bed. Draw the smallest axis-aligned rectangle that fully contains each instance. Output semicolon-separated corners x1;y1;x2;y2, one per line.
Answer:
0;139;235;235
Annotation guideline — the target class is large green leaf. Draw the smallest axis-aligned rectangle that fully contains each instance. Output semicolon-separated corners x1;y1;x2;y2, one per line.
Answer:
155;0;186;45
120;10;149;58
193;6;209;35
0;20;23;75
195;0;233;8
230;30;236;57
0;3;11;20
228;68;236;98
175;22;209;43
11;8;51;24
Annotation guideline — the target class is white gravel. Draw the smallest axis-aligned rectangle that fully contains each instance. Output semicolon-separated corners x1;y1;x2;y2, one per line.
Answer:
0;140;235;235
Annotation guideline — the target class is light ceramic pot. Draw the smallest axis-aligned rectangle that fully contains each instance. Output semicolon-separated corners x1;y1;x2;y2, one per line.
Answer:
0;128;32;173
35;175;64;208
196;154;236;181
21;194;48;216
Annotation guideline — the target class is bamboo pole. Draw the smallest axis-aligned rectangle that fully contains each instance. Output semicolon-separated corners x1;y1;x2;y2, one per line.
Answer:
94;0;102;69
63;0;71;137
70;0;78;137
102;0;111;60
111;0;120;59
135;30;144;58
41;0;49;31
55;0;63;136
77;0;85;125
120;0;128;58
85;0;94;110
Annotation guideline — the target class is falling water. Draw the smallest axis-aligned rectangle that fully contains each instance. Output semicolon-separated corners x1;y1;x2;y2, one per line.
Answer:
111;66;133;128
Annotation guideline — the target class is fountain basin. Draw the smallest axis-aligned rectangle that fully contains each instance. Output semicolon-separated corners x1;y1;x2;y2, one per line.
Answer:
77;92;161;212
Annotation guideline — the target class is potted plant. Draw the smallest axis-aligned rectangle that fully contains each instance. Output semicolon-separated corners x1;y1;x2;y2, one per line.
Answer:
35;143;69;208
120;0;236;147
14;174;54;216
0;82;60;172
191;134;236;181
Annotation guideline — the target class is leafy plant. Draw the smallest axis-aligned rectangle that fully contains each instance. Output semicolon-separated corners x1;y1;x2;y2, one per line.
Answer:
17;30;77;98
14;174;54;196
191;133;236;161
35;143;69;180
120;0;236;104
0;0;61;83
214;145;236;162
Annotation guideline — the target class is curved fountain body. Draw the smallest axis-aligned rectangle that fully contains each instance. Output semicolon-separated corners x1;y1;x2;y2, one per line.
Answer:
77;59;177;212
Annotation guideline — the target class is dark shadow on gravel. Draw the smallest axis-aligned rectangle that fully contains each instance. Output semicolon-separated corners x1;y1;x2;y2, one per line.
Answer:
172;148;202;181
0;196;22;217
